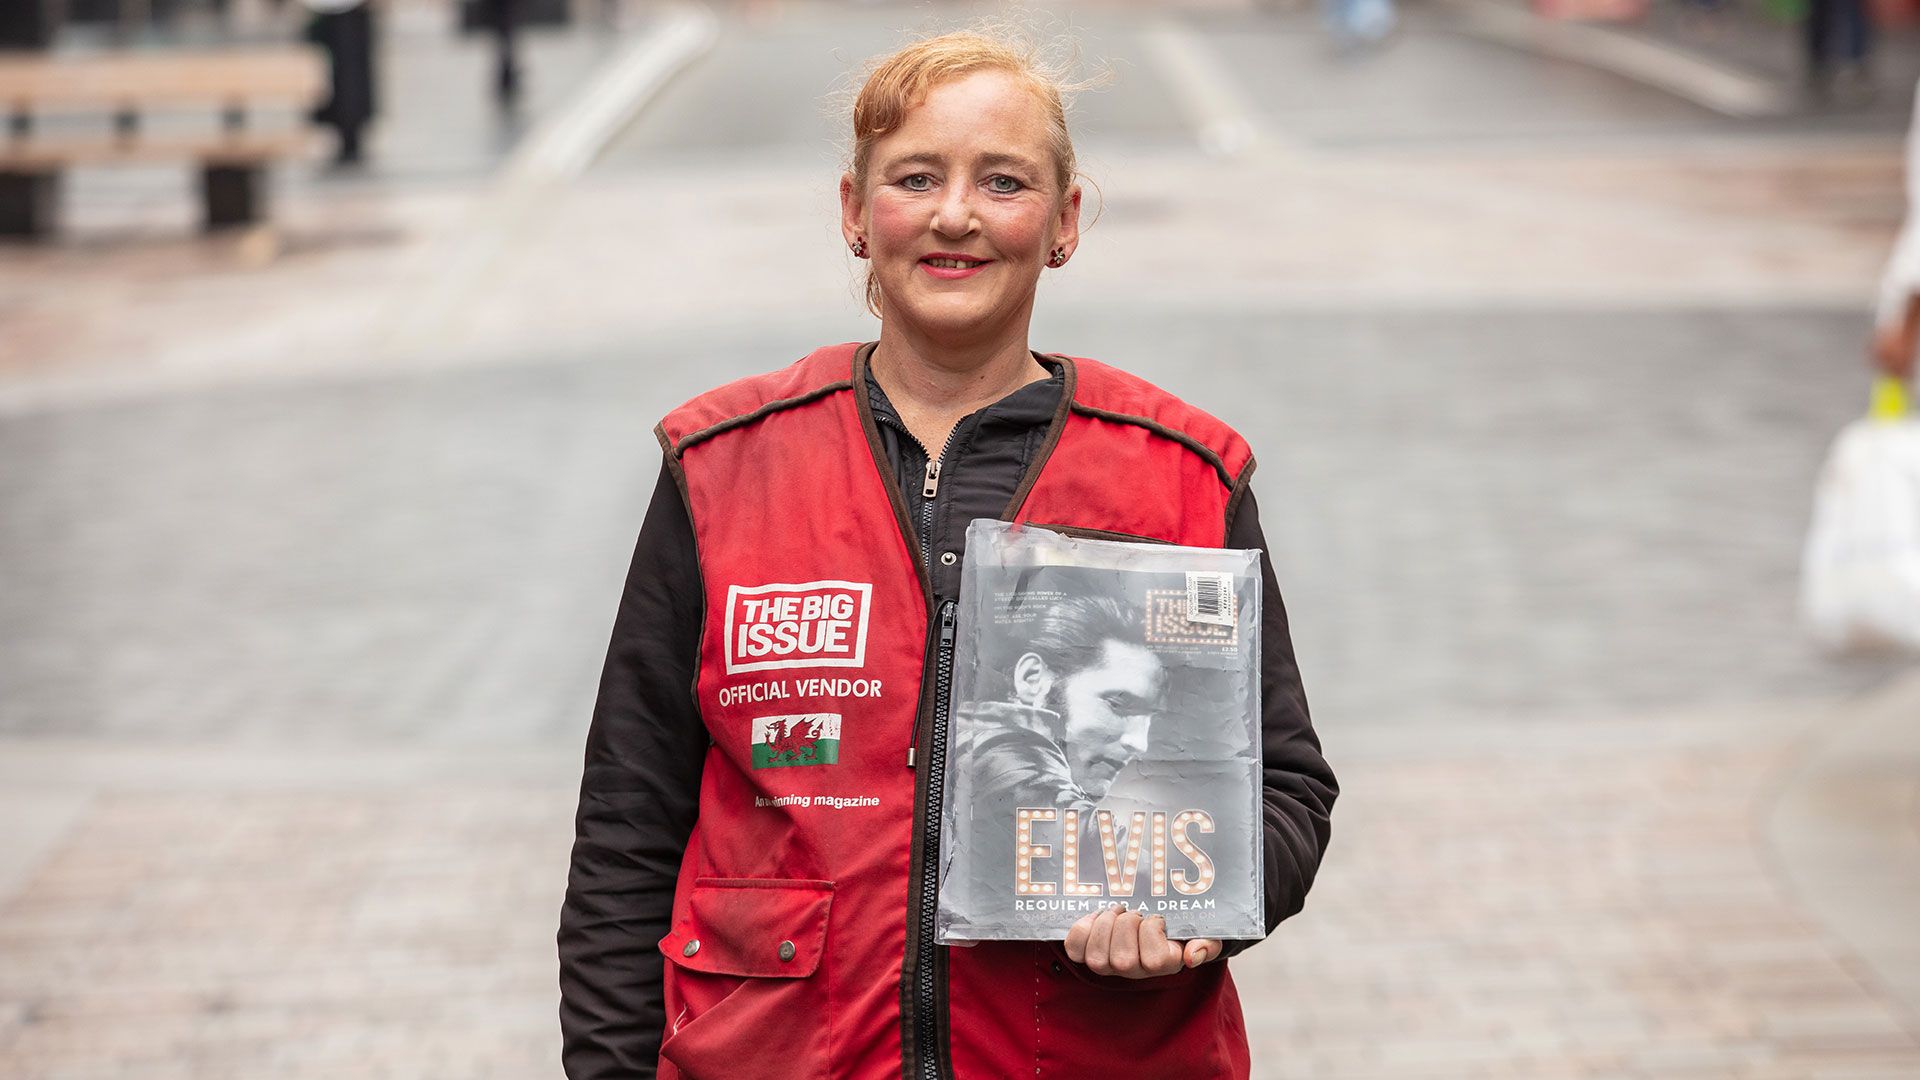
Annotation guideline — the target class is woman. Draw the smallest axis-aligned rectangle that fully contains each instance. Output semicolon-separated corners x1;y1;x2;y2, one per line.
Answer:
558;28;1336;1080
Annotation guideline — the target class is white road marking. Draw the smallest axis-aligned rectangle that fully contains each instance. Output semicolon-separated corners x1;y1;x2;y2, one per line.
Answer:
374;2;720;359
504;5;722;183
1441;0;1793;119
1139;18;1294;160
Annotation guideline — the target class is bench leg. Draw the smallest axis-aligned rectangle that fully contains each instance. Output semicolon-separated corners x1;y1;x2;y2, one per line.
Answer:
0;171;61;239
201;163;266;230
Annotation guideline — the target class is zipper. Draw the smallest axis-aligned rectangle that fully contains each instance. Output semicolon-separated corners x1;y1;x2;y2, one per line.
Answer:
868;399;960;1079
871;411;948;580
914;600;957;1080
917;434;952;578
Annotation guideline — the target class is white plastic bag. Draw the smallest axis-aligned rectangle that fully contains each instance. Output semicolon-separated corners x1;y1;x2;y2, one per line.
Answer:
1800;382;1920;653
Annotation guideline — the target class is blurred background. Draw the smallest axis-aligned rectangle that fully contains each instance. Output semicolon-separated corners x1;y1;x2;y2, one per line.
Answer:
3;0;1919;1074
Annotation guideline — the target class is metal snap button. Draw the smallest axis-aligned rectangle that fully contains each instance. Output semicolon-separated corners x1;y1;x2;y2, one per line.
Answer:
778;940;797;962
683;940;700;958
939;551;957;566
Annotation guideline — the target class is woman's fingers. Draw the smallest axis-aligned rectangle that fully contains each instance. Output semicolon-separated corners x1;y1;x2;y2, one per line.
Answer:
1081;903;1122;972
1072;907;1177;978
1184;937;1222;969
1066;909;1220;979
1063;910;1096;964
1106;909;1144;974
1136;914;1185;977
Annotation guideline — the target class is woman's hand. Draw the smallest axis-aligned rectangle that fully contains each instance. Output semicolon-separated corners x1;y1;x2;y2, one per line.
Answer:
1873;322;1916;380
1063;903;1221;979
1875;297;1920;380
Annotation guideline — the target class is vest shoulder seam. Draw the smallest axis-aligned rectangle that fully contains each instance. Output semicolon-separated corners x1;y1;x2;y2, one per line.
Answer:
1068;400;1239;489
668;380;855;457
1224;455;1258;537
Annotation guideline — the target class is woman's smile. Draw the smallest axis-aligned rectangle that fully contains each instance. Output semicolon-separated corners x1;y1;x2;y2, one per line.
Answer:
921;253;994;278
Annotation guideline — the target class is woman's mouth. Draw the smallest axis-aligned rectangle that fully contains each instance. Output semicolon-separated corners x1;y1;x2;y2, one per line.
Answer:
920;255;991;279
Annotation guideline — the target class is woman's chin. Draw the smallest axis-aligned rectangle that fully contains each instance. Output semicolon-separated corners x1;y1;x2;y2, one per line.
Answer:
889;297;1020;345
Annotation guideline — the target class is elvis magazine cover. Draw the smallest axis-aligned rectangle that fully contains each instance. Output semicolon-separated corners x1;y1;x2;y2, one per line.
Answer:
935;520;1265;943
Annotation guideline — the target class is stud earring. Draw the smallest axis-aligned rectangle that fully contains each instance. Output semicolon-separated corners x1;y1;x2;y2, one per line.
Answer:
1047;248;1067;267
850;238;868;259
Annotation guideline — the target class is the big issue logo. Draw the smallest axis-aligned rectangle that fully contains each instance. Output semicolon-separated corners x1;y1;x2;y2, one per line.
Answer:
724;580;875;674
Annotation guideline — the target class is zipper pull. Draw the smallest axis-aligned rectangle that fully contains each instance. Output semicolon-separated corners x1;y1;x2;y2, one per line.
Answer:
922;459;941;499
939;603;956;645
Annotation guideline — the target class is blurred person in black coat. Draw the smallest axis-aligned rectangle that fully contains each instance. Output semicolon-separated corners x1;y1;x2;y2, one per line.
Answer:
303;0;376;165
484;0;521;105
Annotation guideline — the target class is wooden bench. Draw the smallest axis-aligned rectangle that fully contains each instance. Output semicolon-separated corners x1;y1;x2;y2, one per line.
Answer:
0;47;326;237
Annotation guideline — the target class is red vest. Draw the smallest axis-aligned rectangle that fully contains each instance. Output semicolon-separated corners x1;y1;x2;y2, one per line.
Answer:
653;343;1256;1080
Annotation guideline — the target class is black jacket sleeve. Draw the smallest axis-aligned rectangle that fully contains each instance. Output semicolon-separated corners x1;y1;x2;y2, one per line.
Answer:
1220;489;1337;956
558;460;710;1079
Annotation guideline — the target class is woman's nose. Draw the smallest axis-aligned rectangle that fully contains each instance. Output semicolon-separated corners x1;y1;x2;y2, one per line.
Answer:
930;184;976;238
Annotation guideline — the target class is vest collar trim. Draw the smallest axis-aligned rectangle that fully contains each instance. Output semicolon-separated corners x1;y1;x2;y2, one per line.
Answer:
849;344;1080;598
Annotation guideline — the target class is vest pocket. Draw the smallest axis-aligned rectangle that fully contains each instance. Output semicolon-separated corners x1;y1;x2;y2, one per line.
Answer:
1035;944;1237;1078
658;878;834;1080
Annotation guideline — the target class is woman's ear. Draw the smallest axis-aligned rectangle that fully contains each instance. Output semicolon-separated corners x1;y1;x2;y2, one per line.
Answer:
1052;183;1083;262
1013;652;1054;706
840;173;864;250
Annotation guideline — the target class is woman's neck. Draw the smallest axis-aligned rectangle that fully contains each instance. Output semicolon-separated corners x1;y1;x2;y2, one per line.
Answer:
869;329;1051;455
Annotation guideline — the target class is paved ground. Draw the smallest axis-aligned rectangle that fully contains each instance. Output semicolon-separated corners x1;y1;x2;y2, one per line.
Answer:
2;0;1919;1076
0;307;1907;740
3;690;1916;1079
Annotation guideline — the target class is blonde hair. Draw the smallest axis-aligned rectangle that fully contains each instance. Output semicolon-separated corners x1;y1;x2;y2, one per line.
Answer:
846;25;1101;316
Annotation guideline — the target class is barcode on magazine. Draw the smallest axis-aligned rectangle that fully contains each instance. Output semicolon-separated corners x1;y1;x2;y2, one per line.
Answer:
1186;572;1236;626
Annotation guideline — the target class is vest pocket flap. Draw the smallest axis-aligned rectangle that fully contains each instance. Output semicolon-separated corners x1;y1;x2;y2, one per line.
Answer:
662;878;834;979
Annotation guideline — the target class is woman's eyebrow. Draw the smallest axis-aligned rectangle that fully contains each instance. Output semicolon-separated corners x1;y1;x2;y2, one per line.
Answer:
885;151;946;169
883;151;1040;172
976;152;1041;172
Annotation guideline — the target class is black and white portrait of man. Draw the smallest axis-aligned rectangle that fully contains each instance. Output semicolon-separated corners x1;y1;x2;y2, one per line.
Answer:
958;595;1168;812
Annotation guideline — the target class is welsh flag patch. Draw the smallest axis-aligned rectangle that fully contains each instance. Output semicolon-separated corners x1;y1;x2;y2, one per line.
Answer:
750;714;842;769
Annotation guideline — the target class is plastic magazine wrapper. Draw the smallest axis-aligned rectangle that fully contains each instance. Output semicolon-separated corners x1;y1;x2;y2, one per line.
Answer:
935;519;1264;943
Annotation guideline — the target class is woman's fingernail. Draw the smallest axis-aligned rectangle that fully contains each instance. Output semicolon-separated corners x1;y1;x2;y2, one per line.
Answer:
1193;947;1210;965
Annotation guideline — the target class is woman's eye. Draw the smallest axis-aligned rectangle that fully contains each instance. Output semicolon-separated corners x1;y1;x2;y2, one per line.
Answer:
987;175;1023;193
900;174;933;192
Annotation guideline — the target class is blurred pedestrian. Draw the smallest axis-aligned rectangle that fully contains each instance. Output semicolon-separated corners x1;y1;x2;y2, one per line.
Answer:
556;24;1336;1080
303;0;377;165
1326;0;1396;48
1805;0;1873;102
0;0;61;48
1873;79;1920;381
483;0;521;106
1806;77;1920;654
1327;0;1396;46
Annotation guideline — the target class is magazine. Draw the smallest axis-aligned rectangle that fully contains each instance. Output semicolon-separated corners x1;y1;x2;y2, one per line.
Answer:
935;519;1264;943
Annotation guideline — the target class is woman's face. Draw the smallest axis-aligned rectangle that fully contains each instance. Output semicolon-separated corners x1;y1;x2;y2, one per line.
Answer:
842;69;1081;348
